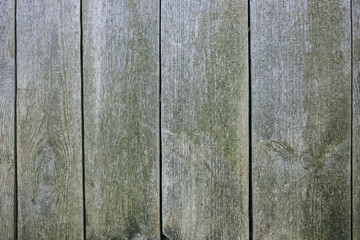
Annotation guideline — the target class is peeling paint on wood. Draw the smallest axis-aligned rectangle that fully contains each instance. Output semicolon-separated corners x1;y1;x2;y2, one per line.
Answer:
251;0;351;239
17;0;83;238
83;0;160;239
0;0;15;238
161;0;249;239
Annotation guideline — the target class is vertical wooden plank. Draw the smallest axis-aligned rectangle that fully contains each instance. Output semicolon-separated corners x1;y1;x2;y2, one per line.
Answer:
353;0;360;238
17;0;82;238
251;0;351;239
0;0;15;238
162;1;249;239
83;0;160;239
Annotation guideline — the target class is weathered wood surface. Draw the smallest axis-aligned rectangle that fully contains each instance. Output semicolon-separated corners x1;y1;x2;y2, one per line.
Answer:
353;0;360;239
0;0;15;238
161;1;249;239
251;0;351;239
17;0;83;238
83;0;160;239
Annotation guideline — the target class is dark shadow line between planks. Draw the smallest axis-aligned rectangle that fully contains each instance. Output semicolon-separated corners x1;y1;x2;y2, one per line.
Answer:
159;0;165;239
14;0;18;239
351;0;354;239
248;0;253;239
80;0;86;238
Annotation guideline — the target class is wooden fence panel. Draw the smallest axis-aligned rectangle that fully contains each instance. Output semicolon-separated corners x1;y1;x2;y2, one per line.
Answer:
353;0;360;239
17;0;83;238
0;0;15;238
161;1;249;239
83;0;160;239
251;0;351;239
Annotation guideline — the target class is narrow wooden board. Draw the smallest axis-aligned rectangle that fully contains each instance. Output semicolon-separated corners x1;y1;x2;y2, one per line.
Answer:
251;0;351;239
161;1;249;239
353;0;360;238
83;1;160;239
17;0;83;238
0;0;15;238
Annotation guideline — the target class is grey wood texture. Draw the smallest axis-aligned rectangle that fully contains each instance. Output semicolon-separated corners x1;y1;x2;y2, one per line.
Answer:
251;0;351;239
17;0;83;238
353;0;360;239
0;0;15;238
83;0;160;239
161;1;249;239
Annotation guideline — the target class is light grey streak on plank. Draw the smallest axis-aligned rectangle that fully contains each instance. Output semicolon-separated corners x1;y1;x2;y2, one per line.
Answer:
17;0;83;238
251;0;351;239
353;0;360;239
83;0;160;239
162;0;249;239
0;0;15;238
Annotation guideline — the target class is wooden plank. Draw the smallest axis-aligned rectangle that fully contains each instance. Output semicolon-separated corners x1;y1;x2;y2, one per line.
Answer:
17;0;83;238
83;1;160;239
353;0;360;239
161;1;249;239
0;0;15;238
251;0;351;239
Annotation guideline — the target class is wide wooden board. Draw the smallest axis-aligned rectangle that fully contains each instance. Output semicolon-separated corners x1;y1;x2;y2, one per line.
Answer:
161;0;249;239
83;0;160;239
251;0;351;239
17;0;83;238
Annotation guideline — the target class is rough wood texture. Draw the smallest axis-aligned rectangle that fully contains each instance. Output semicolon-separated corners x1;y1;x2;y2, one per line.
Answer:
0;0;15;238
162;1;249;239
353;0;360;239
251;0;351;239
83;1;160;239
17;0;83;238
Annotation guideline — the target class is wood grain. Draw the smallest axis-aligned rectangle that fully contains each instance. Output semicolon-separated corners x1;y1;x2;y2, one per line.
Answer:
0;0;15;238
82;0;160;239
251;0;351;239
17;0;83;238
353;0;360;238
161;1;249;239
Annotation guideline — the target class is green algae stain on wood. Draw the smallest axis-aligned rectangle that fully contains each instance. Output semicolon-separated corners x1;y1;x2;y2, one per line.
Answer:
0;0;15;238
196;4;248;170
17;0;83;238
300;2;351;238
83;0;160;239
251;0;351;239
162;0;249;239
